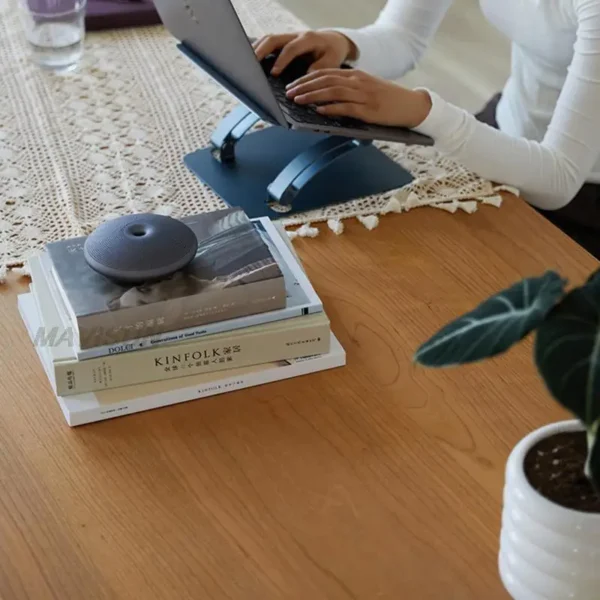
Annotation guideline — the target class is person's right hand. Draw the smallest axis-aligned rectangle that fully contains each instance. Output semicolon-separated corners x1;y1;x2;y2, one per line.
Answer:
253;31;356;76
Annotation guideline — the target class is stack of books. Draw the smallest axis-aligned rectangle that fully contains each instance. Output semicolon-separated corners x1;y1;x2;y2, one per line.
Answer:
18;208;345;426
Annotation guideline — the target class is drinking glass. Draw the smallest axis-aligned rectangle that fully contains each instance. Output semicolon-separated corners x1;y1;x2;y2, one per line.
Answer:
20;0;86;71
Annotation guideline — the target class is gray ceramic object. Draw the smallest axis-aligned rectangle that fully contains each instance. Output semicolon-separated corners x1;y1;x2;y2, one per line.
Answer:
84;213;198;283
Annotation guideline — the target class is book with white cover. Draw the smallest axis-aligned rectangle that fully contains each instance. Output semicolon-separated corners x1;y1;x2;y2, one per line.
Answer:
33;218;321;361
28;270;330;396
19;293;345;427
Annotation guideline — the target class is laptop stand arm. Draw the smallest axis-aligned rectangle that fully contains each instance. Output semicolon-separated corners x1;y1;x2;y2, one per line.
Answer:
267;136;372;213
210;105;260;164
209;106;375;213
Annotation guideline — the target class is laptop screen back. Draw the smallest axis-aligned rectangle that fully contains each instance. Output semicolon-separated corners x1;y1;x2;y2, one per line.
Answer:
153;0;286;125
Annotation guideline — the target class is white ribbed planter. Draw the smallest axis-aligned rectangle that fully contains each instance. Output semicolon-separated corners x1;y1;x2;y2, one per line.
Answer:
499;421;600;600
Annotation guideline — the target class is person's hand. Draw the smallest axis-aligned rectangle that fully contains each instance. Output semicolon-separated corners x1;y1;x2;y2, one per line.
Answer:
286;68;433;129
253;31;356;76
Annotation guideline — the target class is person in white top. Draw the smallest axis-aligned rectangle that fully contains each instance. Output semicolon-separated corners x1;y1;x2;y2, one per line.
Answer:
254;0;600;258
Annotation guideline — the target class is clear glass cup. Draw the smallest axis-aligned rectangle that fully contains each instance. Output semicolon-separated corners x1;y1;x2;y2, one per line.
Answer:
20;0;86;72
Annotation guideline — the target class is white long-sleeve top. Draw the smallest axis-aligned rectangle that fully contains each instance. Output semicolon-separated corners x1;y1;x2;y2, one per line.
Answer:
335;0;600;210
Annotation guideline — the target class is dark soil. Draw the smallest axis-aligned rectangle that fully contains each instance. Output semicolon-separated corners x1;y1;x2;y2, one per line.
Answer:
523;431;600;513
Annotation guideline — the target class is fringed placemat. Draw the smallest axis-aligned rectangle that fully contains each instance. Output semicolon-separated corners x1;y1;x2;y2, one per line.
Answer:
0;0;515;279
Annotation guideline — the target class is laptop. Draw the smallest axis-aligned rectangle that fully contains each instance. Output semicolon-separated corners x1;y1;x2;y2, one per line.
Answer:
153;0;433;145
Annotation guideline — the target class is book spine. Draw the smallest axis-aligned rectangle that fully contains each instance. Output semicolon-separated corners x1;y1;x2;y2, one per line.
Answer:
77;302;321;360
77;276;286;349
67;346;344;427
54;320;330;396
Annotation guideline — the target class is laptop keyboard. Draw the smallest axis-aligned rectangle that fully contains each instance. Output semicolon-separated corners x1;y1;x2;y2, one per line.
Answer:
262;54;368;131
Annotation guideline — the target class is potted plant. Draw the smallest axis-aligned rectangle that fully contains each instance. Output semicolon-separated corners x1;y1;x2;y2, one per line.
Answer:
414;270;600;599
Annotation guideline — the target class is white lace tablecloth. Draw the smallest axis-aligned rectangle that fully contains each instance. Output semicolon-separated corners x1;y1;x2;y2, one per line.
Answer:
0;0;513;279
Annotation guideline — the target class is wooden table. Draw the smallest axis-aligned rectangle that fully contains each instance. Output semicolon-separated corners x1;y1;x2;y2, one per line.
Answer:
0;197;595;600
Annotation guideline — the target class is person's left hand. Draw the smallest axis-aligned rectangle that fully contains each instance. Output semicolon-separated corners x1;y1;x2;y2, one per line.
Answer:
286;68;432;129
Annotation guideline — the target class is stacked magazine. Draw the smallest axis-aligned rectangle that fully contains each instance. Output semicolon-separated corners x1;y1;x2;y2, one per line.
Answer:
19;208;345;426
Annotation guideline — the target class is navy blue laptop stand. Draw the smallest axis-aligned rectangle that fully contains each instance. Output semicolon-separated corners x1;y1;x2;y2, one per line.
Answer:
179;43;414;219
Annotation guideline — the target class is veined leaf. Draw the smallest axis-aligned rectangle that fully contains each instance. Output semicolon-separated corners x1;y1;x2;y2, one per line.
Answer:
535;280;600;431
589;422;600;492
415;271;566;367
586;266;600;286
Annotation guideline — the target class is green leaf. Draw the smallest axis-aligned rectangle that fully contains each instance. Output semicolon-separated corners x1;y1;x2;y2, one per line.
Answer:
589;422;600;492
586;267;600;286
535;279;600;430
415;271;566;367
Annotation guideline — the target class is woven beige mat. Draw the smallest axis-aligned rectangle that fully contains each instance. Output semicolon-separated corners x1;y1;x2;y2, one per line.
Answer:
0;0;513;278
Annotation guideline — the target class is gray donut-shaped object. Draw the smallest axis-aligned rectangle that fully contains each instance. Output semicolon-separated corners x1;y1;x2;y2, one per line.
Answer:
83;213;198;284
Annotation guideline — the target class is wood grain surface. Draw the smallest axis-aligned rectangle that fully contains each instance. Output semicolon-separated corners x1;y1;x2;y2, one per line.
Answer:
0;196;596;600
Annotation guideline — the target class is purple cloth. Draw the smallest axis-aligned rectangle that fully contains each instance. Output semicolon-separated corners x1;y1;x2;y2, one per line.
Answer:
26;0;161;30
85;0;161;31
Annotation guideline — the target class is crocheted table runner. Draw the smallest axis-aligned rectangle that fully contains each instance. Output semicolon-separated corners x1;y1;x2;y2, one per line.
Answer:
0;0;513;278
